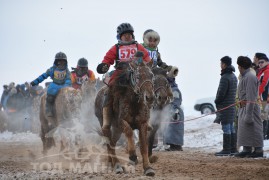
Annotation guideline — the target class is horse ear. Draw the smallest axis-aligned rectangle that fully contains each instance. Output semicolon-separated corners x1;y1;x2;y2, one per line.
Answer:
147;59;154;68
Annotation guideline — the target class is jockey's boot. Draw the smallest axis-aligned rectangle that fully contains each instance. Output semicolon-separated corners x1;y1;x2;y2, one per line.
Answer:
230;133;238;154
46;94;56;117
215;134;231;156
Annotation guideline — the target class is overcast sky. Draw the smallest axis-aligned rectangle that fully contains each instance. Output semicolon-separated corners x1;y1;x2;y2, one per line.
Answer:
0;0;268;108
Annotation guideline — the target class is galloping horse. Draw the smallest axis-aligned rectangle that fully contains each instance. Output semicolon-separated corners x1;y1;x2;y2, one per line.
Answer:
39;87;82;154
148;67;173;162
95;60;156;176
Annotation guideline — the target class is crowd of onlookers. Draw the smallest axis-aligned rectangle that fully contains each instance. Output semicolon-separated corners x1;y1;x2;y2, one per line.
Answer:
0;82;46;133
0;78;105;134
214;53;269;158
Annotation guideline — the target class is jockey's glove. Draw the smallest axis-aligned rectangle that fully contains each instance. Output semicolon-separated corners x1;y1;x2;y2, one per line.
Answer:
30;81;37;86
97;63;109;74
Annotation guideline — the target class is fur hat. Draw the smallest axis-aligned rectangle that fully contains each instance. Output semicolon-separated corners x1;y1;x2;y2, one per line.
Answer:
237;56;252;69
167;66;179;78
143;29;160;47
220;56;232;66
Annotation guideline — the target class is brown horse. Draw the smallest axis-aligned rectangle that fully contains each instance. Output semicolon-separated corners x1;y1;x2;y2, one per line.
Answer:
148;67;173;162
95;60;155;176
39;87;82;155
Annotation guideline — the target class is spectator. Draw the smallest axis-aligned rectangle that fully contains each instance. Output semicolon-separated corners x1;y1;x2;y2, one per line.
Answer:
253;52;266;74
256;54;269;139
163;66;184;151
1;85;9;110
235;56;263;158
214;56;238;156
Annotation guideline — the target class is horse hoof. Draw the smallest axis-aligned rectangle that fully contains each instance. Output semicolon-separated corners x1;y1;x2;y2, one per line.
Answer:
149;155;158;163
115;164;124;174
128;159;138;165
129;155;138;165
144;167;155;176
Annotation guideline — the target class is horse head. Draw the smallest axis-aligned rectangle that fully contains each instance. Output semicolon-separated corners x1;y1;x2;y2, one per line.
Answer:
151;67;173;109
129;60;155;106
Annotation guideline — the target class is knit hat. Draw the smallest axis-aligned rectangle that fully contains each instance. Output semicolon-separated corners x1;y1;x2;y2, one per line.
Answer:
237;56;252;69
220;56;232;66
167;66;179;78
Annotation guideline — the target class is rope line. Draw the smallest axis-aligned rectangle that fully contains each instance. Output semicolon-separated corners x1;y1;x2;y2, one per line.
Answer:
160;100;260;124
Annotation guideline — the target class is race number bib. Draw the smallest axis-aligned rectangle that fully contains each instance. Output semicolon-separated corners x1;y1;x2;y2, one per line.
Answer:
118;44;137;61
76;74;89;85
147;49;158;65
54;69;66;81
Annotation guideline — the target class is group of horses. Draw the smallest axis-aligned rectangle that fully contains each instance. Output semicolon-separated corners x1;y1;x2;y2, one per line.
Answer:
39;59;173;176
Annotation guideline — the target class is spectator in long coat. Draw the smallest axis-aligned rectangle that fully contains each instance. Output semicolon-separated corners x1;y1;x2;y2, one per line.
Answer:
235;56;264;158
163;66;184;151
214;56;238;156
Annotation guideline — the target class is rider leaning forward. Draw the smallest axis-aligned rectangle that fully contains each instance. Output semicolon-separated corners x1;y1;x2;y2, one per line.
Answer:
71;58;95;89
30;52;71;117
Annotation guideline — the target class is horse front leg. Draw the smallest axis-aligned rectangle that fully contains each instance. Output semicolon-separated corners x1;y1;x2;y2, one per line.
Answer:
148;123;159;163
139;123;155;176
122;121;138;165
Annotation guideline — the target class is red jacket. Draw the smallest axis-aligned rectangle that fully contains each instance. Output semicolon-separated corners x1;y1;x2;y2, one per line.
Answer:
257;65;269;99
101;43;151;67
71;70;95;89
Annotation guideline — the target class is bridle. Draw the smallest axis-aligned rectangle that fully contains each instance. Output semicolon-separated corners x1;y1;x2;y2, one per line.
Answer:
153;75;169;94
129;65;154;99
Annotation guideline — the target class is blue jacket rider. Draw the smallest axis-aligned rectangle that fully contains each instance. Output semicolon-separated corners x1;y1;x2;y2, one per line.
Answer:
30;52;71;116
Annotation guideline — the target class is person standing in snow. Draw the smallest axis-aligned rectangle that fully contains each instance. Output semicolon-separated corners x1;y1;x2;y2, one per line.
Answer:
256;54;269;140
142;29;172;71
235;56;264;158
163;66;184;151
0;85;9;110
214;56;238;156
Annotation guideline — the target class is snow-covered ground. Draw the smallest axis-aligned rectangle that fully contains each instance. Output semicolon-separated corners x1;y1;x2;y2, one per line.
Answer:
0;107;268;156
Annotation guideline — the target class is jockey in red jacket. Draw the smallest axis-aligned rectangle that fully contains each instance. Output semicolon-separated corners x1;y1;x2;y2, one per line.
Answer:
96;23;150;83
96;23;151;136
71;58;95;90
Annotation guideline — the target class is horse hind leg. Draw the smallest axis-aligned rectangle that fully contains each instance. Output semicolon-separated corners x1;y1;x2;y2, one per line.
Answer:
122;121;138;165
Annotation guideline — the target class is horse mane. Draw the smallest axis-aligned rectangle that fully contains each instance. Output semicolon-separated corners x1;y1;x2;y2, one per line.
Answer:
111;61;147;94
